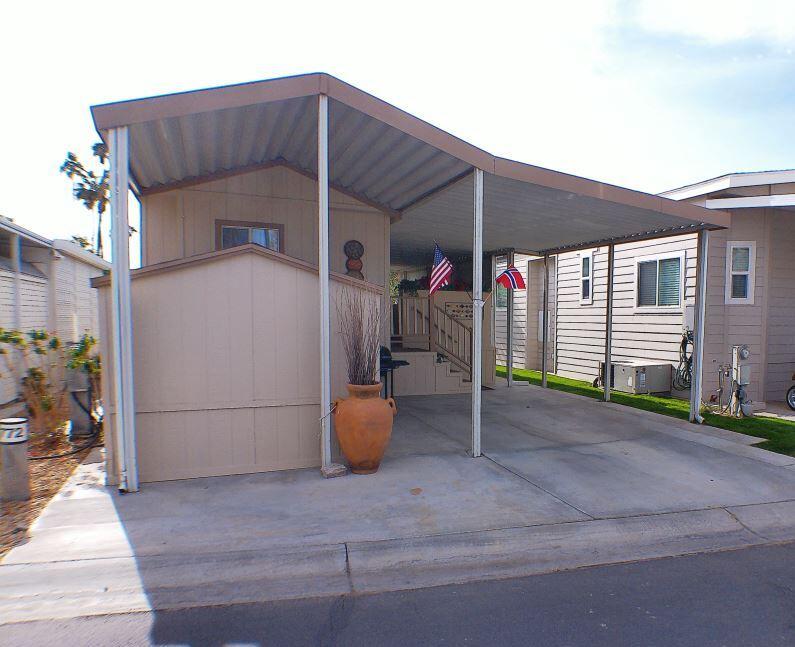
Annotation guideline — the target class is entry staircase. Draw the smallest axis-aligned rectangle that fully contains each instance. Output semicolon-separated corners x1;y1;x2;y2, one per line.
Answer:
391;296;472;382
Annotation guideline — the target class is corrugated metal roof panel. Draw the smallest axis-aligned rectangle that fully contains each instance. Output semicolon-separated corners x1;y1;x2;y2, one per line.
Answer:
128;96;466;213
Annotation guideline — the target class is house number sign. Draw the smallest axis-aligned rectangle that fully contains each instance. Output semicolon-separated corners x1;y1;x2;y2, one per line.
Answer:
0;418;29;445
444;302;473;320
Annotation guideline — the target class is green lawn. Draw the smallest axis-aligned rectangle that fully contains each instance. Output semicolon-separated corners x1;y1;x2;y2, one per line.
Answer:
496;366;795;457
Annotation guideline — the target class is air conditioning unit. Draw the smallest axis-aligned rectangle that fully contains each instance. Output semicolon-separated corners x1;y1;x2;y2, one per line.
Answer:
603;361;672;395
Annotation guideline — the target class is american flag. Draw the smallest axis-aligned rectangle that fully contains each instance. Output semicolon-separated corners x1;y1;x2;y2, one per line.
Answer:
429;243;453;296
496;265;526;290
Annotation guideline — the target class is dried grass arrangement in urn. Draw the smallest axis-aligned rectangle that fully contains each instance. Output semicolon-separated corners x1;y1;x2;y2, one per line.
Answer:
333;288;396;474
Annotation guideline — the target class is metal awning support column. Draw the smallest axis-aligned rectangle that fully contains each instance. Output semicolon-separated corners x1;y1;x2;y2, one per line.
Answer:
603;244;615;402
109;126;138;492
318;94;333;467
689;230;709;423
471;168;484;458
541;254;549;388
506;250;514;386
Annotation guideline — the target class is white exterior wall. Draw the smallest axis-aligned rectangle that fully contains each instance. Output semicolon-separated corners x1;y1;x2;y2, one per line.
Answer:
493;254;556;372
494;254;529;368
55;253;104;343
555;234;697;385
0;268;20;406
526;256;556;372
0;269;48;407
0;243;106;410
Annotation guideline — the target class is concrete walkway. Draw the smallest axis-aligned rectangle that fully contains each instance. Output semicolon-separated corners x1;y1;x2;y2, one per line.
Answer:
3;384;795;624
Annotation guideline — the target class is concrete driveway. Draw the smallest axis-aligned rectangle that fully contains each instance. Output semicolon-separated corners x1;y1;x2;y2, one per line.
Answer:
3;383;795;623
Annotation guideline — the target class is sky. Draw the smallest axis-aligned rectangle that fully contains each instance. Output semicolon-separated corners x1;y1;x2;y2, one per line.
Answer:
1;0;793;264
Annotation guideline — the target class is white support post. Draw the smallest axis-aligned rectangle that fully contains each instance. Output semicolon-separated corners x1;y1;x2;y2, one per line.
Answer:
506;250;514;387
603;245;615;402
10;233;22;330
541;254;549;388
490;254;496;349
109;126;138;492
318;94;333;467
690;230;709;423
471;168;484;458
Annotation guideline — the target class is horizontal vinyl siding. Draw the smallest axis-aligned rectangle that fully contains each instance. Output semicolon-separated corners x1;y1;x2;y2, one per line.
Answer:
0;269;47;405
701;210;768;403
18;274;48;330
494;254;529;369
525;257;555;371
0;270;17;405
765;212;795;401
555;234;696;385
55;255;104;343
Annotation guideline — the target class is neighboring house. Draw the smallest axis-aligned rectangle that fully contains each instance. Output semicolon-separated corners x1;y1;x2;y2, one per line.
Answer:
0;216;110;416
90;73;726;488
496;169;795;407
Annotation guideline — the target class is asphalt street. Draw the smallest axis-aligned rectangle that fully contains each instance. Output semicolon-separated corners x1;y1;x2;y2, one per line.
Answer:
4;541;795;647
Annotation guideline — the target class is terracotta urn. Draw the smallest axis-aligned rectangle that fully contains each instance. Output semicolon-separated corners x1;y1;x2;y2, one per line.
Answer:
333;384;396;474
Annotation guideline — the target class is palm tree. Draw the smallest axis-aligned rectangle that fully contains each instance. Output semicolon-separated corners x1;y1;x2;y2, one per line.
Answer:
60;143;109;256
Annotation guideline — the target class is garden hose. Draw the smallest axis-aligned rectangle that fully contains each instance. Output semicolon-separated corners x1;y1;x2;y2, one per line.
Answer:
29;382;103;460
672;331;693;391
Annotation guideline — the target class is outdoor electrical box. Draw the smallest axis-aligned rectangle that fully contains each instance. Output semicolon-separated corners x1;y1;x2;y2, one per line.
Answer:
683;304;695;332
732;344;752;386
611;362;672;395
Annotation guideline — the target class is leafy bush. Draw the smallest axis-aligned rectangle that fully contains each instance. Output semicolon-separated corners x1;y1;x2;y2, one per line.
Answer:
0;330;101;448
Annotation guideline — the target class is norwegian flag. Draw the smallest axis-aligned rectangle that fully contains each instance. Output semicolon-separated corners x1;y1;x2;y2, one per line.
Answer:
429;243;453;296
496;265;526;290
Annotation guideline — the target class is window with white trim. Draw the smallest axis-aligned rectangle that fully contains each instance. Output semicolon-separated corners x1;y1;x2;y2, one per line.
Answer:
579;250;594;304
635;252;683;309
495;283;508;309
725;241;755;305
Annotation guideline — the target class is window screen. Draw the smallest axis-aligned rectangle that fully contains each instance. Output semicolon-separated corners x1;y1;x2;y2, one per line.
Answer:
637;256;681;307
637;260;658;306
657;257;680;306
580;251;593;303
731;273;748;299
729;245;751;300
495;283;508;308
221;224;281;252
221;226;249;249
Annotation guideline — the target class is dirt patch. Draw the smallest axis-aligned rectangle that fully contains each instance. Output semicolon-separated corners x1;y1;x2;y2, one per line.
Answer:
1;436;98;558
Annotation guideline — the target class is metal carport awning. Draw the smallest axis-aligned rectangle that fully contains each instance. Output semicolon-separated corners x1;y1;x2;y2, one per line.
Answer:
391;170;721;266
91;72;729;490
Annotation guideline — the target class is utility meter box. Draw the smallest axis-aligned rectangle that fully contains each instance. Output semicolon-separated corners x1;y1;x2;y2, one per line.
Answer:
683;304;695;332
732;345;751;386
612;362;672;395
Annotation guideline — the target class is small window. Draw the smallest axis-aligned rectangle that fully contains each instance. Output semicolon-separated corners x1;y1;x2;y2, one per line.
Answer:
216;220;283;252
725;241;755;305
579;250;594;304
635;253;683;309
495;283;508;309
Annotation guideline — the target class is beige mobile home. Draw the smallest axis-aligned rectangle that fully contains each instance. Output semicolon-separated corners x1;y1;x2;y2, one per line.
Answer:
91;73;729;490
495;170;795;409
